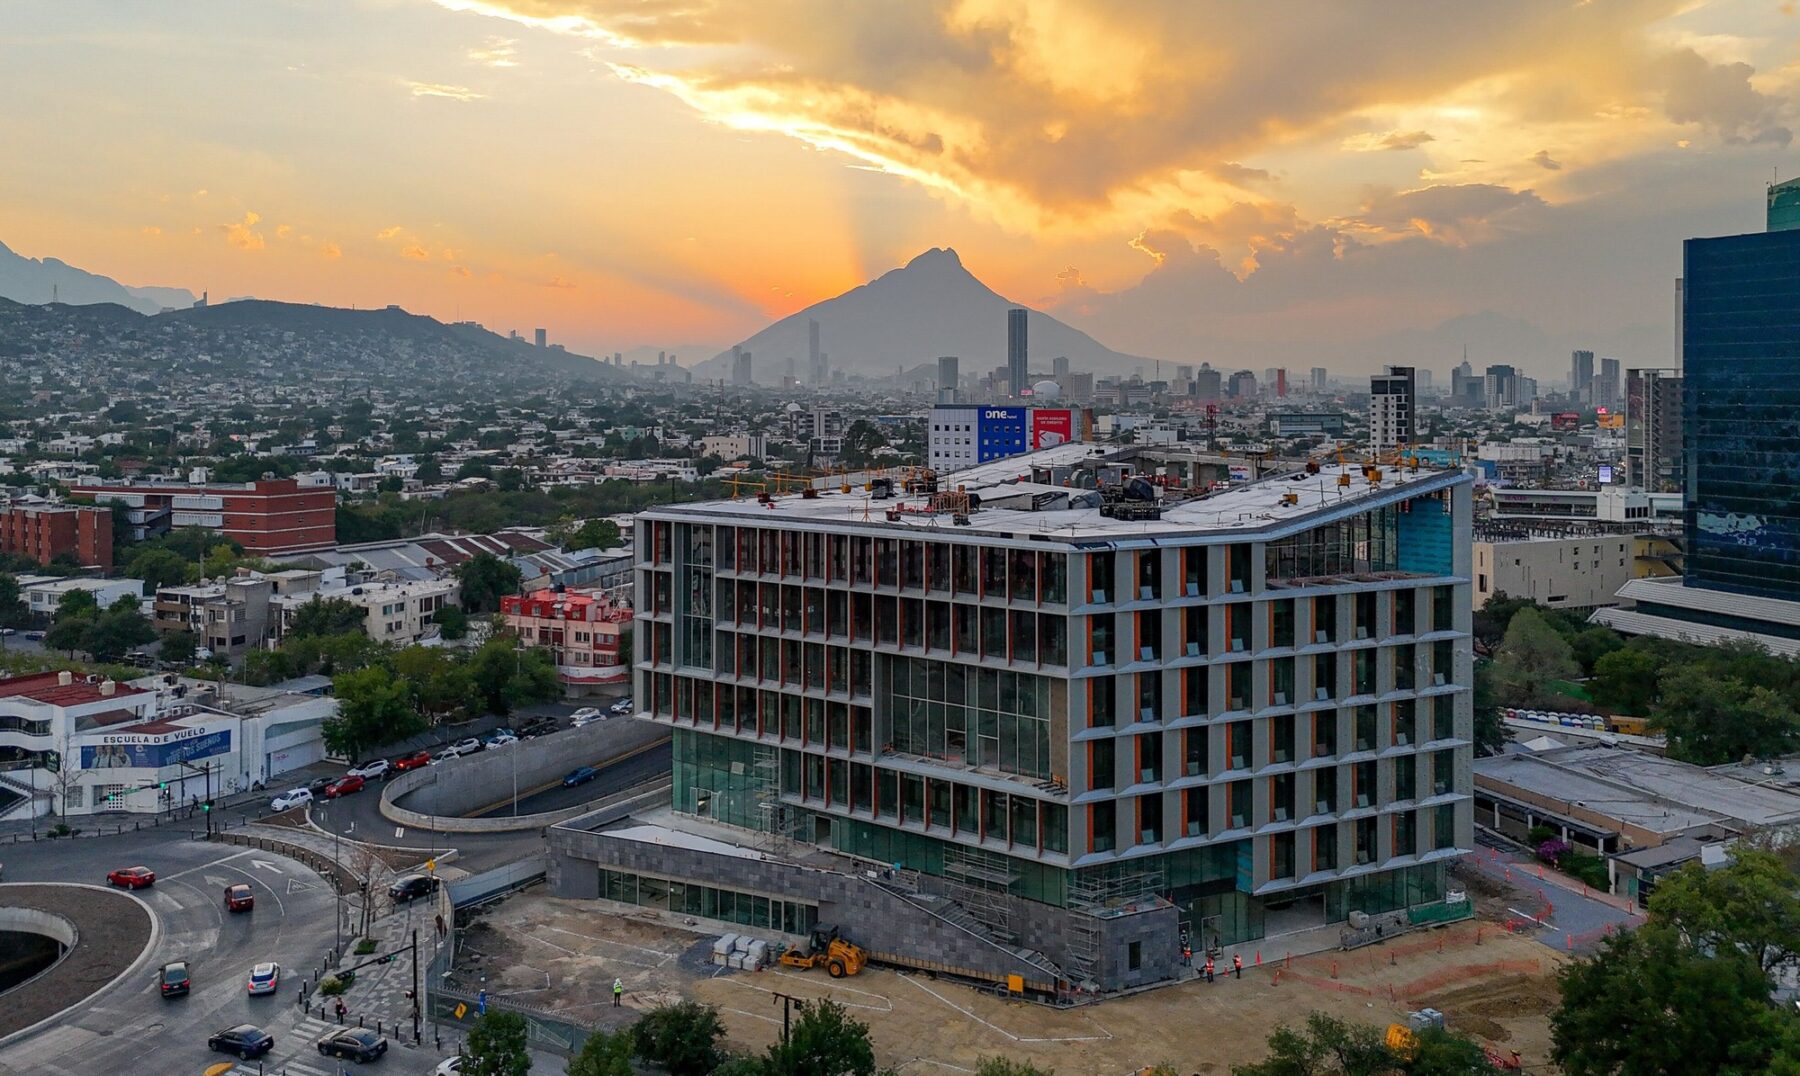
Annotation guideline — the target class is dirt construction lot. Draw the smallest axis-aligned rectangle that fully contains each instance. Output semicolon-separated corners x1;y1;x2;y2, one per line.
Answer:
456;893;1563;1074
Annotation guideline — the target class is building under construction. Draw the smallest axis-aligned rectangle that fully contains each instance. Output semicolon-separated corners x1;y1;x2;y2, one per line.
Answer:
549;443;1475;996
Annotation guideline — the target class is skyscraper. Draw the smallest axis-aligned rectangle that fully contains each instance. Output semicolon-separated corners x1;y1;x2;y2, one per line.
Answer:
1369;366;1416;451
731;346;753;387
1482;365;1517;411
1626;368;1683;493
1595;358;1621;411
1007;308;1028;396
937;356;959;404
1569;350;1594;405
534;328;547;349
1053;355;1070;380
1310;367;1328;392
1769;176;1800;232
808;318;828;386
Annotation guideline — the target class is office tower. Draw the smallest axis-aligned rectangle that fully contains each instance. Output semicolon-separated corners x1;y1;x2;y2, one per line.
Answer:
808;318;828;386
1770;176;1800;232
1569;350;1594;405
1274;369;1288;398
590;449;1473;990
1311;367;1328;392
1673;279;1684;368
535;328;547;348
1228;370;1257;399
731;346;753;387
937;356;960;404
613;352;623;366
1682;225;1800;599
1481;365;1517;411
1007;308;1029;396
1193;365;1222;401
1415;369;1432;394
1369;366;1416;451
1053;355;1071;380
1594;358;1621;411
1626;369;1684;493
658;350;667;365
785;356;797;381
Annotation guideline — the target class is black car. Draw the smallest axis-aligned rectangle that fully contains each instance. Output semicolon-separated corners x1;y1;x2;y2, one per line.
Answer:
388;873;439;902
209;1024;275;1059
562;766;599;787
159;960;190;998
318;1028;388;1062
306;776;334;796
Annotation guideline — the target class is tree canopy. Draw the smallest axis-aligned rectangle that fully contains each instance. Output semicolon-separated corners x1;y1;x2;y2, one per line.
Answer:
464;1010;532;1076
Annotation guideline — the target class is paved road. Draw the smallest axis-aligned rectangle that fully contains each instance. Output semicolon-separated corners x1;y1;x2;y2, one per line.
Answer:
1471;834;1641;952
0;828;464;1076
466;738;670;819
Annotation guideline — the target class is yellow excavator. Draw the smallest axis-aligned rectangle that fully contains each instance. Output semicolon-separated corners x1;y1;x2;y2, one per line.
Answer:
778;924;867;978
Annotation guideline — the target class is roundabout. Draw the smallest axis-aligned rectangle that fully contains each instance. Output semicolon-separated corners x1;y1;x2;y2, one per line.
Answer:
0;883;155;1045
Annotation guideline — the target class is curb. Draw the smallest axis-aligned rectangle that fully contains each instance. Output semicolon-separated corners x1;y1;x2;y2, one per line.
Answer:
0;883;161;1049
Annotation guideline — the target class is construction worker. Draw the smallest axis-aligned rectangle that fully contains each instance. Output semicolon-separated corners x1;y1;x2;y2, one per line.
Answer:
612;978;624;1007
1203;956;1214;983
1232;953;1243;979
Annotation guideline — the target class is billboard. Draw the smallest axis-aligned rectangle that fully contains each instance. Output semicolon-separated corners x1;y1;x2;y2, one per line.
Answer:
1031;408;1073;450
975;407;1027;463
81;729;231;771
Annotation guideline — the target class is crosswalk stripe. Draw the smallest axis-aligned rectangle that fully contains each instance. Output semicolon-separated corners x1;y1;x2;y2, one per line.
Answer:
227;1062;333;1076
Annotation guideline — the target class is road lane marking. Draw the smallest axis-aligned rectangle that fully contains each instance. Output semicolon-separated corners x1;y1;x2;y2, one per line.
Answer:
164;849;256;882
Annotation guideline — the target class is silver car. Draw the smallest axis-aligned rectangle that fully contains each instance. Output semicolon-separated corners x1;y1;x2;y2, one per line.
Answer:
246;961;280;996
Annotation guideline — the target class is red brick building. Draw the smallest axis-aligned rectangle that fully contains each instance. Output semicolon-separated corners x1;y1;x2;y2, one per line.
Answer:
0;505;114;571
69;477;336;557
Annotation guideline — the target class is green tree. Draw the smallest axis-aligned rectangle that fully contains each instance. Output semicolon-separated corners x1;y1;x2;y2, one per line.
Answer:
464;1010;532;1076
432;605;469;641
1402;1028;1496;1076
390;645;479;721
1589;645;1664;715
763;999;877;1076
159;629;199;665
454;460;493;481
548;517;622;553
55;588;98;620
288;596;368;638
568;1029;635;1076
631;1001;726;1076
975;1060;1057;1076
1471;592;1538;651
325;665;424;758
1486;607;1578;708
1652;664;1800;765
1471;661;1507;757
455;552;522;613
82;597;156;662
1551;926;1800;1076
1568;626;1623;678
123;546;198;590
43;614;91;657
1646;849;1800;975
0;573;25;628
1233;1012;1395;1076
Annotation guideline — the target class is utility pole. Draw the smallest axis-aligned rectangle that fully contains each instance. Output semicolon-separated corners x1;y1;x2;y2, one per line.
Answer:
770;991;808;1042
411;928;421;1042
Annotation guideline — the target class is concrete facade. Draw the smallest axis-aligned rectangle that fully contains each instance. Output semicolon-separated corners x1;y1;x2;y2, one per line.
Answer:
1473;533;1635;610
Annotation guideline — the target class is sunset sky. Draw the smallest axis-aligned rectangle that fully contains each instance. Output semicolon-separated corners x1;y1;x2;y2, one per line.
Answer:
3;0;1796;375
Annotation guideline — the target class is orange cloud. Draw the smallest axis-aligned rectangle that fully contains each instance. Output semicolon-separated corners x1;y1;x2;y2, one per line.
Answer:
376;225;403;240
404;80;483;102
221;211;265;251
545;275;577;289
141;226;162;237
401;244;431;260
449;265;471;277
275;223;294;239
321;241;343;260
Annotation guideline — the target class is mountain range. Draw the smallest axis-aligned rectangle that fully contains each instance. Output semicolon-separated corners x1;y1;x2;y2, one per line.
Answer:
0;240;196;314
696;247;1147;383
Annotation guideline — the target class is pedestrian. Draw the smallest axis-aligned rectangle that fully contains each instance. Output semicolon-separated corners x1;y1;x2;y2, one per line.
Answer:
612;977;623;1007
1232;954;1242;979
1203;957;1214;983
335;998;347;1023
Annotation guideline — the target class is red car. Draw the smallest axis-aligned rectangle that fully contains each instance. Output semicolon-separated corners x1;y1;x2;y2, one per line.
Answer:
391;750;432;773
107;866;156;889
225;883;255;912
323;775;364;799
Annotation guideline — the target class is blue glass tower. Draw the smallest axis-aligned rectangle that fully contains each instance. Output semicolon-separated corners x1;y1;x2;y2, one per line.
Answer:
1682;228;1800;600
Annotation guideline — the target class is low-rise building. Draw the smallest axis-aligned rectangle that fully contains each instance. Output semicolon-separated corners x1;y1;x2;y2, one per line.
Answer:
273;577;459;646
0;504;113;571
698;434;767;460
1473;531;1635;611
501;587;632;694
20;576;146;621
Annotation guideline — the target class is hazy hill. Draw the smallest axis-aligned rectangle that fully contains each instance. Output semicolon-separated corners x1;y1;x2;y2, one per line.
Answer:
697;247;1147;382
0;240;196;314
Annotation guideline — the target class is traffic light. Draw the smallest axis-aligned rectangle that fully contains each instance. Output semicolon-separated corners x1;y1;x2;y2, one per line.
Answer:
156;781;167;790
201;800;212;813
378;953;395;965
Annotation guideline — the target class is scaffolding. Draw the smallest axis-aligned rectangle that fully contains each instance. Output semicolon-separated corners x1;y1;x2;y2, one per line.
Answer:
1063;865;1169;990
939;846;1021;943
751;745;805;849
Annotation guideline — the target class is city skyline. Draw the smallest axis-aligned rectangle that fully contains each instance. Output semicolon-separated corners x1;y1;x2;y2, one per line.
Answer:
2;1;1796;375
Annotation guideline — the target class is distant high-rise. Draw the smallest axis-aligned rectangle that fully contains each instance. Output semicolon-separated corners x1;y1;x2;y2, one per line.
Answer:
1052;355;1070;380
1482;365;1518;411
1006;308;1028;396
731;346;753;387
1193;364;1222;401
1274;368;1288;398
936;356;959;404
1569;349;1594;405
1369;366;1416;451
1626;368;1684;493
1310;367;1327;392
1595;357;1621;410
1227;370;1257;399
1769;176;1800;232
807;318;828;385
535;328;547;348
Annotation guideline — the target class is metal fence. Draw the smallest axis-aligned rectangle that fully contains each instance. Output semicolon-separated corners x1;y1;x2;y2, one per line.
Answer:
446;855;547;909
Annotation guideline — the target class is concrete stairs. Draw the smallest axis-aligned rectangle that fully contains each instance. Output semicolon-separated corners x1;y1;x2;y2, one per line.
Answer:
878;883;1065;984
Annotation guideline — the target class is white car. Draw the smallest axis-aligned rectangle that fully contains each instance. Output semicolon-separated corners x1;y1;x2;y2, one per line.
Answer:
270;788;313;811
449;738;484;757
347;759;390;780
569;707;602;727
247;961;281;996
485;733;518;748
435;1058;464;1076
608;697;635;715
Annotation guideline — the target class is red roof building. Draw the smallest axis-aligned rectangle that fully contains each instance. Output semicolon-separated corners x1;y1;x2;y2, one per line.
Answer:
69;477;335;557
501;588;632;693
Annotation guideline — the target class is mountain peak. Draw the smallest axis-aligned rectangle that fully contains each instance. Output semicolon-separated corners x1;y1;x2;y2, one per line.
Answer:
903;246;964;271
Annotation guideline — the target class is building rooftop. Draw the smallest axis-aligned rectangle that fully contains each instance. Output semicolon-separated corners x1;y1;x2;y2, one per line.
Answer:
650;445;1463;544
0;672;147;707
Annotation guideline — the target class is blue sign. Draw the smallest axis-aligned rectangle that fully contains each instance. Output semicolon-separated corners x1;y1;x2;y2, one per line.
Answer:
81;730;231;770
477;989;488;1015
975;407;1026;463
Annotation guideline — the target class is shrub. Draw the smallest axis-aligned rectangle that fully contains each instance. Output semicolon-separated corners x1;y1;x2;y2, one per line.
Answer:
353;938;377;955
318;976;348;996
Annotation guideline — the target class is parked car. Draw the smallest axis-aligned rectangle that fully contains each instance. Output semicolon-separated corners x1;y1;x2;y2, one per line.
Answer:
483;732;518;748
108;865;156;889
208;1024;274;1059
609;697;635;715
562;766;600;788
570;708;602;728
518;716;558;737
347;758;390;780
159;960;191;998
225;883;255;913
429;749;457;765
22;630;44;641
392;749;433;773
389;873;439;903
246;961;280;996
317;1029;388;1063
270;788;313;812
0;628;13;637
435;1058;464;1076
448;738;484;757
305;776;335;796
323;775;365;799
